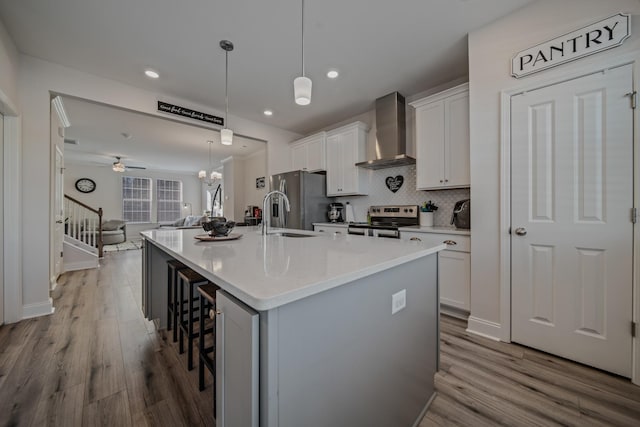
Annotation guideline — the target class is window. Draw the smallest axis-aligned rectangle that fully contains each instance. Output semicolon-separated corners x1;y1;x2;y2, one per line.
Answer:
157;179;183;222
122;176;152;223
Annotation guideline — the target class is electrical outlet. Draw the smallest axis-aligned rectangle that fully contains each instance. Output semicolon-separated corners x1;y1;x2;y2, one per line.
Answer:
392;289;406;314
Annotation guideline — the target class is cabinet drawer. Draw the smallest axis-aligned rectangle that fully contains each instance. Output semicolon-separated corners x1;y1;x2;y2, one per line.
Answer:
401;232;470;253
314;225;347;235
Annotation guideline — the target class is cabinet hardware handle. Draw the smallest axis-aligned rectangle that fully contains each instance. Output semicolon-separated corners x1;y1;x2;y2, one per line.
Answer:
318;230;325;232
444;179;448;183
443;240;457;245
56;220;63;224
440;180;443;183
335;231;342;234
410;237;422;242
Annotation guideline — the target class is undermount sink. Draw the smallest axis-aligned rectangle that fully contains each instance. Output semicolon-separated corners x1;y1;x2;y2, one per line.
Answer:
270;232;315;238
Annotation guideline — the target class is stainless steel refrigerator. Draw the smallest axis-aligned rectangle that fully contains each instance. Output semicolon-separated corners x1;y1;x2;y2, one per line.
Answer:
269;170;332;230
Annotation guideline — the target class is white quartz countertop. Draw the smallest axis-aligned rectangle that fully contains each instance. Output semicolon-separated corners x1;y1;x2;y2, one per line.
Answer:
399;225;471;236
312;222;348;227
141;227;444;311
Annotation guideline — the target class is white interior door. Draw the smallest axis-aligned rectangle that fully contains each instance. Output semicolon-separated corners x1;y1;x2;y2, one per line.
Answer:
50;102;65;281
511;65;634;377
54;146;64;277
0;112;4;324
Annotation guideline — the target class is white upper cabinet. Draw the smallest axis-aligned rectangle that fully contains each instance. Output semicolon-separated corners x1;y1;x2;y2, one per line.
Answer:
410;83;470;190
290;132;326;172
326;122;369;196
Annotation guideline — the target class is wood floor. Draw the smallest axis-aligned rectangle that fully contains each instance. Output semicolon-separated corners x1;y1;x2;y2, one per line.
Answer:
0;249;638;426
0;250;214;427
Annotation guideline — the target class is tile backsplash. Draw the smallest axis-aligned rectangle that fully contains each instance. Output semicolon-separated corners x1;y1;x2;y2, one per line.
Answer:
338;164;470;227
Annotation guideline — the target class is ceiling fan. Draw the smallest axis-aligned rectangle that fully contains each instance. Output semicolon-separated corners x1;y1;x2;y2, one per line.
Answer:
112;156;146;172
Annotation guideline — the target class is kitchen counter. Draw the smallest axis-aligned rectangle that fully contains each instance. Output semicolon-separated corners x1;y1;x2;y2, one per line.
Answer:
141;226;442;310
399;225;471;235
141;226;442;426
312;222;348;227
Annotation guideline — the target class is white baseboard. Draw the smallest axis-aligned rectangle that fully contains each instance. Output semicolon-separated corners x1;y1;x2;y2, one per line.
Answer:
23;298;55;319
440;304;469;321
466;316;502;342
64;259;99;272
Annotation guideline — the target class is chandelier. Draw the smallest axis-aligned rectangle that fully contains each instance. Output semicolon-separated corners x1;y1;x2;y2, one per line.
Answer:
199;141;222;185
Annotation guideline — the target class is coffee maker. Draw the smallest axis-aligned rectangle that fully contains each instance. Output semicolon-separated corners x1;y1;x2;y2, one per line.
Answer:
327;203;344;223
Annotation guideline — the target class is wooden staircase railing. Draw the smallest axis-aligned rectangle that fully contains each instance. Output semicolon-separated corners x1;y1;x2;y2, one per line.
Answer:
64;194;104;257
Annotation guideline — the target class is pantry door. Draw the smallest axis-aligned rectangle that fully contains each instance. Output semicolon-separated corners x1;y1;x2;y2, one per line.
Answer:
511;65;634;377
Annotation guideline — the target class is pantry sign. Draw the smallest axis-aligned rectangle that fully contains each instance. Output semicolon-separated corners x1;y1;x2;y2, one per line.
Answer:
512;13;630;78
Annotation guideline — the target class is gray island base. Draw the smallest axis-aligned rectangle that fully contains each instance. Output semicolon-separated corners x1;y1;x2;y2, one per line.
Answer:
141;227;442;426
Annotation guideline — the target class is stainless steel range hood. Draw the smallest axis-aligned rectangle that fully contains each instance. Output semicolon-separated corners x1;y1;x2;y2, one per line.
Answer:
356;92;415;170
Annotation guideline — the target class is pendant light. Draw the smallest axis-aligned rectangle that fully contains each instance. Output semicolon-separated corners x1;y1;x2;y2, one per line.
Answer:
220;40;234;145
294;0;311;105
199;141;223;184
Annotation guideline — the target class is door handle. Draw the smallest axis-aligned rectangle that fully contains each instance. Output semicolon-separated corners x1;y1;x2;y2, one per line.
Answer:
515;227;527;236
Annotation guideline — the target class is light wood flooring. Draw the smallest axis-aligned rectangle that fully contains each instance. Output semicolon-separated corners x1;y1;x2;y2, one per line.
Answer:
0;249;639;426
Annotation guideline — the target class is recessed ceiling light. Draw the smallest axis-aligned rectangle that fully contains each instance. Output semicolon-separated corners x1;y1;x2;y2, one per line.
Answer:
144;69;160;79
263;110;273;116
327;70;339;79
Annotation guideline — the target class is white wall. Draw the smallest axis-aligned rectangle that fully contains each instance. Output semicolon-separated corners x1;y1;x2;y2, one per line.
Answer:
64;162;202;221
0;17;21;322
0;18;19;109
243;148;268;209
468;0;640;338
221;157;236;221
18;54;300;317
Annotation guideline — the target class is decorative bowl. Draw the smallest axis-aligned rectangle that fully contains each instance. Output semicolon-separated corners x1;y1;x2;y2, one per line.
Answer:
202;219;236;237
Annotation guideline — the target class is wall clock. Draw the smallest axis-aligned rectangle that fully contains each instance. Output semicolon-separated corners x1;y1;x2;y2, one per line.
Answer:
75;178;96;193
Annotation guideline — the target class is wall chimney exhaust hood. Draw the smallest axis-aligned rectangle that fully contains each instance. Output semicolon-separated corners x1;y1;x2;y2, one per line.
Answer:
356;92;414;170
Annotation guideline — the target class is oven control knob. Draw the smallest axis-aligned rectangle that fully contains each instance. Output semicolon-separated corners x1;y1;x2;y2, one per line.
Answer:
409;208;413;213
404;209;408;213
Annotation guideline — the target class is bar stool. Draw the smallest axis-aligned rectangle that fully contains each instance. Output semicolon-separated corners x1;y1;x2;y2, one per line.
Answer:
167;259;188;343
178;268;209;370
198;283;219;394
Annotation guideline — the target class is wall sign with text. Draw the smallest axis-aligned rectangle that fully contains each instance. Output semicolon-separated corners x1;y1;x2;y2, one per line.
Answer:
157;101;224;125
512;13;630;78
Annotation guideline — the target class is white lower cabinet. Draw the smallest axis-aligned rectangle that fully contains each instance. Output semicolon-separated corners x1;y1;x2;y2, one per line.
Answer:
216;290;259;427
400;231;470;312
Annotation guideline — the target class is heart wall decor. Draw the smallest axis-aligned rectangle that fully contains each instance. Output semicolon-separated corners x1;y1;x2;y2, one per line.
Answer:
385;175;404;193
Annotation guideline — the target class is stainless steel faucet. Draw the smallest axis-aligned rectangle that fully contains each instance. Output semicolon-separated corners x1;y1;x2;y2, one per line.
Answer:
262;190;290;235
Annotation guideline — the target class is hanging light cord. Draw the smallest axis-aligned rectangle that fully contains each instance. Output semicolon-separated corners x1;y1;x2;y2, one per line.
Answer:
301;0;305;77
225;49;229;126
209;140;213;175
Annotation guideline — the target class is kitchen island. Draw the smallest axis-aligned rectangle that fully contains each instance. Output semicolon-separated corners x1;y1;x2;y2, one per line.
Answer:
141;226;443;427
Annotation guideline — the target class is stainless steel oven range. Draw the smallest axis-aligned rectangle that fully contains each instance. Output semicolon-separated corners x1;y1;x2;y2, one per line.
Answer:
347;205;419;239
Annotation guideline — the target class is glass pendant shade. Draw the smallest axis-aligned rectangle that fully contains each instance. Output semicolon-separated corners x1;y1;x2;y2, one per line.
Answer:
294;76;312;105
220;128;233;145
198;170;207;179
